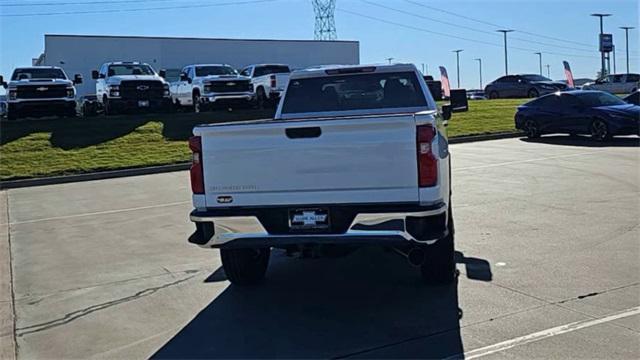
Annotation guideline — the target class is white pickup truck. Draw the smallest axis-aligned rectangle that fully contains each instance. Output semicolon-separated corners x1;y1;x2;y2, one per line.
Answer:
170;64;254;112
188;64;466;285
240;64;291;108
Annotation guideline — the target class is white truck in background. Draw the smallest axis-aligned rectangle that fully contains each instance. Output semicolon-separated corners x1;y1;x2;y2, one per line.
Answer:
240;64;291;108
91;62;171;115
1;66;82;120
170;64;254;112
187;64;468;285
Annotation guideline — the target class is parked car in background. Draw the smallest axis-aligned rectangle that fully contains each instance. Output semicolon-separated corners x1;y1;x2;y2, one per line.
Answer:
467;89;487;100
485;74;569;99
623;90;639;106
78;94;99;116
582;73;639;94
1;66;82;120
92;62;171;115
170;64;254;112
240;64;290;108
187;63;468;285
0;95;6;118
515;90;640;141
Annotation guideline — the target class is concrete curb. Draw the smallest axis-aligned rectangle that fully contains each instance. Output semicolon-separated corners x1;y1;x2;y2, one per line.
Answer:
0;132;524;189
0;192;17;360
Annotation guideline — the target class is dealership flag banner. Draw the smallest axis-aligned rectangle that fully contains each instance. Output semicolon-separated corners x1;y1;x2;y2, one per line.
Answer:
563;61;575;88
439;66;451;98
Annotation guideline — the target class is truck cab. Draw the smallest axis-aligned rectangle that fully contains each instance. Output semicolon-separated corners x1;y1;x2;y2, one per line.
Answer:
91;62;171;115
169;64;254;112
1;66;82;120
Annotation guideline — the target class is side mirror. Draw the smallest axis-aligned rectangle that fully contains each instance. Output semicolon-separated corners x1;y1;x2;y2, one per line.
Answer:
180;73;188;82
73;74;83;85
442;104;452;121
91;70;99;79
158;69;166;79
0;75;6;89
449;89;469;112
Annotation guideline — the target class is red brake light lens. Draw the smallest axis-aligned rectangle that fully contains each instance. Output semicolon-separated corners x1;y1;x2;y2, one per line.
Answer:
189;136;204;194
417;125;438;187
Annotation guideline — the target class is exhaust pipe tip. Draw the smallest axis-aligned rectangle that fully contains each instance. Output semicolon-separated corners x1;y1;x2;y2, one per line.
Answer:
407;247;426;267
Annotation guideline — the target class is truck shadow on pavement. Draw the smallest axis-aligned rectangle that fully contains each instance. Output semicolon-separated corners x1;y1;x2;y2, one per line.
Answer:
152;248;491;359
520;135;639;148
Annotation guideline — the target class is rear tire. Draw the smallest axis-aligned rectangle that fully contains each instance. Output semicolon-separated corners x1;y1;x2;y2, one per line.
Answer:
527;88;539;98
220;247;270;285
590;118;610;141
489;91;499;99
420;207;456;285
256;87;267;109
524;119;541;138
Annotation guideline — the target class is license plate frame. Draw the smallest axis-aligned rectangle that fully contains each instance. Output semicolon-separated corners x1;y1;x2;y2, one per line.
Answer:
138;100;150;107
289;208;330;230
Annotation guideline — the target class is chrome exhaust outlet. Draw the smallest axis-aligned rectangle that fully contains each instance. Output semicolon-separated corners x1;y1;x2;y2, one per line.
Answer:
391;246;426;267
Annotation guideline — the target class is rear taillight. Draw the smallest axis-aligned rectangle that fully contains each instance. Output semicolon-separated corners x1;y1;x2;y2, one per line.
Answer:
417;125;438;187
189;136;204;194
270;75;276;88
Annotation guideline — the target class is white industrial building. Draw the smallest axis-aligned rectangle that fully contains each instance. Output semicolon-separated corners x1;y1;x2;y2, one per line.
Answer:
34;34;360;96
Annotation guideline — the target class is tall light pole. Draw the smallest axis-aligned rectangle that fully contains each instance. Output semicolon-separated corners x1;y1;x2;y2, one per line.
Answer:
591;13;611;77
453;49;463;88
497;29;514;75
474;58;483;89
385;57;394;64
545;64;551;78
612;45;616;74
534;52;542;75
620;26;635;74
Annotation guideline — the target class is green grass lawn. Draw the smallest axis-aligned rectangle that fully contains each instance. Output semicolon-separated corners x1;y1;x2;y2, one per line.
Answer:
0;99;527;180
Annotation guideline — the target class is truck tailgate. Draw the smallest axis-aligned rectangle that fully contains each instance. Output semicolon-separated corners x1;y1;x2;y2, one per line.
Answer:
197;114;419;207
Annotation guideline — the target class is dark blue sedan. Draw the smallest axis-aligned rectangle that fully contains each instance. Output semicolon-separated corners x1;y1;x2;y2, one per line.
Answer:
515;90;640;141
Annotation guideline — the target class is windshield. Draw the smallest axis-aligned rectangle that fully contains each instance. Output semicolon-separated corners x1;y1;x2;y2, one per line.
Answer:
576;92;627;106
195;66;237;76
108;64;155;76
522;75;552;82
11;68;66;80
282;71;428;114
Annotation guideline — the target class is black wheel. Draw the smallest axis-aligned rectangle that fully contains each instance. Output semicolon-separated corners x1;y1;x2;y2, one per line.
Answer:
527;88;539;98
524;118;541;138
489;91;499;99
103;97;116;116
256;87;267;109
192;93;201;113
590;118;610;141
420;206;456;285
7;108;18;121
220;247;270;285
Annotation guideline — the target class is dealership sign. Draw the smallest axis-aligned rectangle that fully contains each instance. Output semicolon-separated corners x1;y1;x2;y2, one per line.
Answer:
599;34;613;52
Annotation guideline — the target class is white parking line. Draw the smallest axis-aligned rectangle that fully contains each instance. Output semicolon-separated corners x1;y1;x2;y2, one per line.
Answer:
454;151;603;171
8;201;191;225
452;306;640;359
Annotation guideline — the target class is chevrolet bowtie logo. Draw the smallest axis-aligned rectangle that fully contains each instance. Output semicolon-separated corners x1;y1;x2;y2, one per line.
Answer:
136;85;149;91
226;82;236;86
36;87;48;91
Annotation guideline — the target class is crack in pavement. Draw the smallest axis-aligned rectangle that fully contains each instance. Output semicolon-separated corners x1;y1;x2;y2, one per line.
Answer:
16;274;198;337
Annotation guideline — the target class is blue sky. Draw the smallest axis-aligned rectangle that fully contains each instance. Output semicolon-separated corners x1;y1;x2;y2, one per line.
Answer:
1;0;638;91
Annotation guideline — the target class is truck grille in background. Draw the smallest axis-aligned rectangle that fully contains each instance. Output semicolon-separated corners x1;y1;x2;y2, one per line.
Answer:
120;81;165;100
207;80;251;93
16;85;67;99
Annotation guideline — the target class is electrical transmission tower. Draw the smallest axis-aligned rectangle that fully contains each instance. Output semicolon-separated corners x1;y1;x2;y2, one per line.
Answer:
312;0;337;40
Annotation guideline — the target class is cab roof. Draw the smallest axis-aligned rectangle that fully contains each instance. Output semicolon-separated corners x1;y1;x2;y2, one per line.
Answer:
291;63;419;80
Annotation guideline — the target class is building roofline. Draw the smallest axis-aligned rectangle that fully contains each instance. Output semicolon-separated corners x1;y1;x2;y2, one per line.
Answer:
44;34;359;44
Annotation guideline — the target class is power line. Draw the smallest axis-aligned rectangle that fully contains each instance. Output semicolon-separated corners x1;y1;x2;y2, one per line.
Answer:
363;1;600;54
403;0;596;49
337;8;626;60
0;0;273;16
0;0;178;6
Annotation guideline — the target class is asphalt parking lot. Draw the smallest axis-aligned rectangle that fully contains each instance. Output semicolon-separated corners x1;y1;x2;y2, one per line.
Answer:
1;136;639;359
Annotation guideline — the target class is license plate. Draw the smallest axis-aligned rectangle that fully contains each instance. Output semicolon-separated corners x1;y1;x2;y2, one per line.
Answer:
138;100;149;107
289;208;330;230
